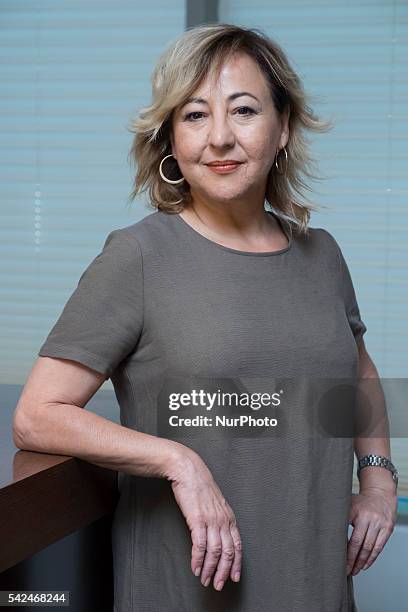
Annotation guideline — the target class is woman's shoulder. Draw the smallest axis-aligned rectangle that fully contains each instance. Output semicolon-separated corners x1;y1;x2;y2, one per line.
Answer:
310;226;343;259
113;210;176;246
298;224;340;252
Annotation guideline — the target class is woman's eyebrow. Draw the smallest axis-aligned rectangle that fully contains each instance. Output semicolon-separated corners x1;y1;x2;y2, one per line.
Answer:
183;91;260;106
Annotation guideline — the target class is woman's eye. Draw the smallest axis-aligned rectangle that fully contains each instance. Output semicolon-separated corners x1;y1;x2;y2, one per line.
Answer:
184;111;204;121
236;106;256;116
184;107;256;122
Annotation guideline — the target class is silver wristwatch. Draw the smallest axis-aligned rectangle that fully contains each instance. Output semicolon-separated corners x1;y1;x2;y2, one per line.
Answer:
357;454;398;489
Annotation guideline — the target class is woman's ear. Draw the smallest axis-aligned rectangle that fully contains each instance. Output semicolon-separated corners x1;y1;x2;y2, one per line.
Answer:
279;105;290;149
168;111;176;156
169;130;175;158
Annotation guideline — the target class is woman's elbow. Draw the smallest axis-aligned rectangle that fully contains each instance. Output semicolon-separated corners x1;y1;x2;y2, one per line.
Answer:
12;401;39;450
12;392;56;452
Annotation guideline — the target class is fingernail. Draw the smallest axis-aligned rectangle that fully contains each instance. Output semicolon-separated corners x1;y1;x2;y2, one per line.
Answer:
215;580;224;591
362;564;368;571
346;566;351;575
194;567;201;577
204;577;210;587
234;572;240;582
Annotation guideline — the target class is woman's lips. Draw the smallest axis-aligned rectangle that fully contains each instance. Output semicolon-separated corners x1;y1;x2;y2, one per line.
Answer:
206;163;242;174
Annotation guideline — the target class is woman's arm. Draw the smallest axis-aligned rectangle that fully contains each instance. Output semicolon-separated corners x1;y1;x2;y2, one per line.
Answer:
346;338;398;577
13;356;185;479
353;338;396;493
13;355;242;591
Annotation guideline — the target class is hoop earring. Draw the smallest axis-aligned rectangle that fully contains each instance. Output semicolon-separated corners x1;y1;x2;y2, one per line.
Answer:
275;146;288;176
159;154;185;185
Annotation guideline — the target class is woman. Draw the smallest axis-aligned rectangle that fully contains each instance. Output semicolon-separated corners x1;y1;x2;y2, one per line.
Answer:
13;24;398;612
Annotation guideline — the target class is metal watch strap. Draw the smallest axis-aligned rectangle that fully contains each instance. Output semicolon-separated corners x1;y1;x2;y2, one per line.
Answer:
357;454;398;488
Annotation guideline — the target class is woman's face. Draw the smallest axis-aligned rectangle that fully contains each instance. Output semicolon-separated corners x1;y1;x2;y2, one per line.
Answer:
170;52;289;208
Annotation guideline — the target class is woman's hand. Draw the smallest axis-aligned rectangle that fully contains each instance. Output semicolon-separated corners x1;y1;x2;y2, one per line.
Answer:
346;487;398;576
168;448;242;592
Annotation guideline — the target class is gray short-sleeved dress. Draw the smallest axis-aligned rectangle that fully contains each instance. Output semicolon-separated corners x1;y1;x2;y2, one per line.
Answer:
38;209;366;612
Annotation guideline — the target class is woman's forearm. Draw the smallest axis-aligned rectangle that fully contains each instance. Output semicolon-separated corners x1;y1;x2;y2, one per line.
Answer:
13;402;193;481
354;340;396;493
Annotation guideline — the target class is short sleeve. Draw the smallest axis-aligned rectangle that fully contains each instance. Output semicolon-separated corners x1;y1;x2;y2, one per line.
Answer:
320;229;367;343
38;228;144;377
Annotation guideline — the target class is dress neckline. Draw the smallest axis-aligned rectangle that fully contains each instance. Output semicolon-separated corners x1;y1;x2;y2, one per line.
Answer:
174;210;293;257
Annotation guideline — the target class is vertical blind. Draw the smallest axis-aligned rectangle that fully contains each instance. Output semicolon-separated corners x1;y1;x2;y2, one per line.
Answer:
219;0;408;501
0;0;185;386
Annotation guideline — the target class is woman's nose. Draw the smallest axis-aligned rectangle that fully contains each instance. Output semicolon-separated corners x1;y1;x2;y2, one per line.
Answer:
207;112;235;148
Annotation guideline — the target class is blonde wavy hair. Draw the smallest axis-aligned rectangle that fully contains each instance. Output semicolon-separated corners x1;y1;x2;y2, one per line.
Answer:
126;23;333;237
